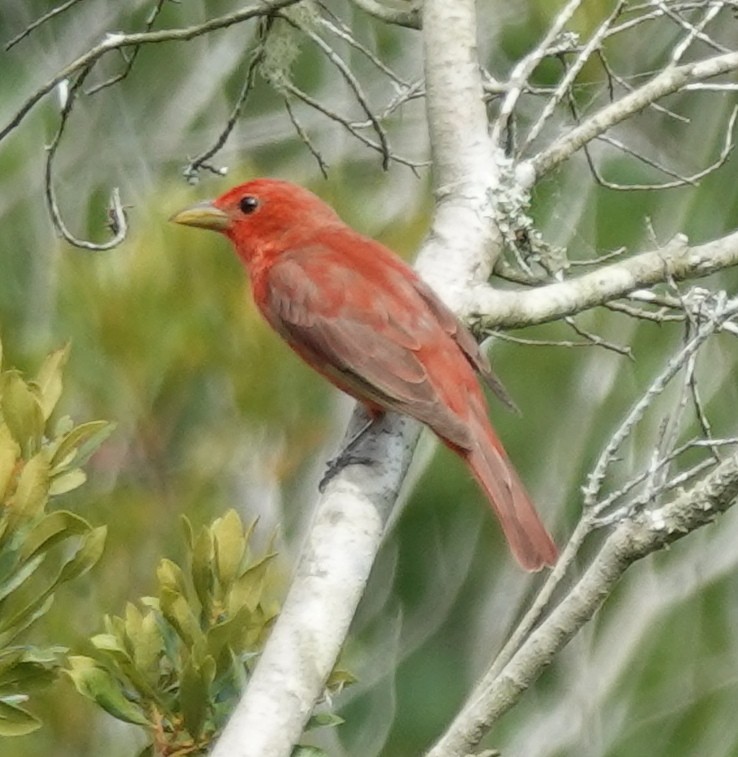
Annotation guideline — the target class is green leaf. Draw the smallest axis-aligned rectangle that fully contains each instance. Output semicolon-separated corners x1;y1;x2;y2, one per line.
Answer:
0;554;44;603
0;698;42;736
307;711;345;728
124;602;143;639
66;656;149;726
181;514;194;550
12;451;50;519
291;747;328;757
180;654;215;739
191;526;214;617
56;526;107;584
325;667;357;694
0;423;19;501
227;552;277;615
49;468;87;496
20;510;91;561
0;660;58;692
0;372;44;458
34;344;69;420
159;588;203;647
213;510;246;588
50;420;114;470
157;559;188;597
0;596;55;648
131;611;163;678
205;603;261;666
91;634;127;654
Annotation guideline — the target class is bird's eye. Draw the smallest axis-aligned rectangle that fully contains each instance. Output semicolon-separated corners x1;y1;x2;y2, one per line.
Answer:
239;195;259;215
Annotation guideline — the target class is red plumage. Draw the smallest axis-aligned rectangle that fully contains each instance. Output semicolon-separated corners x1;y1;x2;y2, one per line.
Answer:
172;179;557;571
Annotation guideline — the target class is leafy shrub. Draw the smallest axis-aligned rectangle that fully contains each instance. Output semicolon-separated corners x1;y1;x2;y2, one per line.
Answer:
0;341;111;735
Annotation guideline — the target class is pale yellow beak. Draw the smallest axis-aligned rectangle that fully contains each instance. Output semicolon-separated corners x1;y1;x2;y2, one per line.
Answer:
169;201;230;231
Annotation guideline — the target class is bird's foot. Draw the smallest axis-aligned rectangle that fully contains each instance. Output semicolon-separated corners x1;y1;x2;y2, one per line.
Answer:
319;451;376;491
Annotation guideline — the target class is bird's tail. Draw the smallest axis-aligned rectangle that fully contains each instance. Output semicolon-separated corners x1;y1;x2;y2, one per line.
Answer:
466;420;557;572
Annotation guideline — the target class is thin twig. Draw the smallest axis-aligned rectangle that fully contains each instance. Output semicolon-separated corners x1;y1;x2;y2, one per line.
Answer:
45;69;128;250
279;11;391;169
283;98;329;178
583;296;738;507
183;21;270;183
86;0;169;95
491;0;586;146
563;316;634;359
348;0;421;28
0;0;303;145
604;300;684;323
531;51;738;179
521;1;626;153
5;0;88;51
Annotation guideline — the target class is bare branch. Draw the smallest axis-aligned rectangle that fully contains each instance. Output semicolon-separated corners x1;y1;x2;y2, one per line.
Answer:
427;449;738;757
283;98;329;178
665;0;727;63
490;0;586;147
4;0;87;51
348;0;421;29
279;10;391;169
0;0;303;144
85;0;169;95
183;22;269;183
530;51;738;180
521;1;626;153
44;68;128;250
470;231;738;329
584;296;738;508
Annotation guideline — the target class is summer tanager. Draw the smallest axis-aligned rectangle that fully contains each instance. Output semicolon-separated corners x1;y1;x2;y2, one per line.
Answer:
171;179;557;570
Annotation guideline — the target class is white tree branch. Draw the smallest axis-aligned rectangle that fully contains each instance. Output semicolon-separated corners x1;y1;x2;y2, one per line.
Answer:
467;230;738;329
212;412;421;757
427;450;738;757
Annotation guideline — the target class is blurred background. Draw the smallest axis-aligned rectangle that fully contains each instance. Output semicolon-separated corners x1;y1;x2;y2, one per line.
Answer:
2;1;738;755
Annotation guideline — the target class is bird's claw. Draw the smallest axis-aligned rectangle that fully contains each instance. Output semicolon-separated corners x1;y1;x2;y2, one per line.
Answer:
319;451;376;491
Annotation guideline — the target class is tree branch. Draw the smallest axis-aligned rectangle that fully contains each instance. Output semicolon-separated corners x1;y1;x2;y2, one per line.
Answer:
0;0;302;144
529;51;738;180
427;449;738;757
468;230;738;329
211;412;421;757
349;0;421;29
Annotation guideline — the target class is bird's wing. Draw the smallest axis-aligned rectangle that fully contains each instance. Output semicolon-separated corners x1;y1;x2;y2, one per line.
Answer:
261;251;475;450
411;278;518;413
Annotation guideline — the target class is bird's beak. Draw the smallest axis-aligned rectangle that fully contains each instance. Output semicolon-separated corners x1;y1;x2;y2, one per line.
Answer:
169;201;230;231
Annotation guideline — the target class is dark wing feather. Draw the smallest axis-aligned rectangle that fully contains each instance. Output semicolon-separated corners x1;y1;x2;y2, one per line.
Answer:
262;252;474;450
412;278;519;413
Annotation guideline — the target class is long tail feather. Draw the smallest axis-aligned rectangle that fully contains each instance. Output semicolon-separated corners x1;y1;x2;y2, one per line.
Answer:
465;424;557;571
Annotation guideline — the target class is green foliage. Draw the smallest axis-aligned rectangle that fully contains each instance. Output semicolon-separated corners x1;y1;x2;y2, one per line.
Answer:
68;509;354;756
0;339;111;736
68;510;280;755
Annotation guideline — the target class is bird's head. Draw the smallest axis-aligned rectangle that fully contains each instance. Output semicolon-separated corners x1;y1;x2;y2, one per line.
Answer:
170;178;340;260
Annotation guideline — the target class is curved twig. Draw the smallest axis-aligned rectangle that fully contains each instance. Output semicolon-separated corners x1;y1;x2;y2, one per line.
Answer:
44;68;128;251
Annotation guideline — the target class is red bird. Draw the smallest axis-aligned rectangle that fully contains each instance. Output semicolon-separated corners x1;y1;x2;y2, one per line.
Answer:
171;179;557;570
